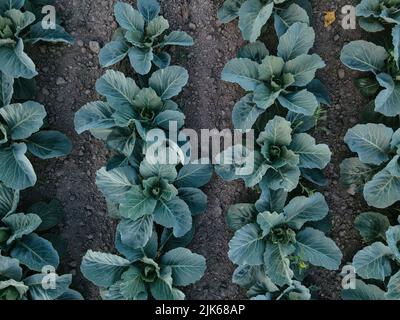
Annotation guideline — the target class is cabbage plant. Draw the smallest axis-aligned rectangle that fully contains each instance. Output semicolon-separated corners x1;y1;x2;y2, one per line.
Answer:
0;101;71;190
74;67;188;169
81;135;211;300
340;123;400;208
238;267;312;300
251;282;311;300
95;154;213;245
99;0;193;75
218;1;312;41
356;0;400;32
232;253;312;300
0;0;73;105
215;116;331;192
0;182;82;300
226;190;342;288
0;3;72;79
81;229;206;300
342;212;400;300
340;40;400;117
222;22;327;130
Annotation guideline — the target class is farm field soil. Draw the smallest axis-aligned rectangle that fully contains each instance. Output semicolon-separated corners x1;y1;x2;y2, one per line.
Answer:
25;0;368;299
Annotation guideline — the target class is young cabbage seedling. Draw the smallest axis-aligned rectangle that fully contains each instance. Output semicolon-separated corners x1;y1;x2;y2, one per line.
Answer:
226;190;342;288
95;153;213;247
99;0;193;75
222;22;328;131
0;2;73;103
341;40;400;117
234;265;312;300
340;123;400;208
215;116;331;192
0;5;73;78
342;212;400;300
0;101;71;190
74;67;188;170
218;1;312;41
81;230;206;300
356;0;400;32
0;183;82;300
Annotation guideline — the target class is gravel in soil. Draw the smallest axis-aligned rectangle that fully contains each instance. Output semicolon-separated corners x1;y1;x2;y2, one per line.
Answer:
24;0;371;300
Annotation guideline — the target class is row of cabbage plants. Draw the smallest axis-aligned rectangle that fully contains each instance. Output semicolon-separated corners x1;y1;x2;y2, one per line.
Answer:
0;0;80;300
75;0;213;300
339;0;400;300
215;0;343;300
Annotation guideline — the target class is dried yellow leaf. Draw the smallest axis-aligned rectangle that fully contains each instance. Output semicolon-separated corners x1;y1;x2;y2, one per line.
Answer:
324;11;336;27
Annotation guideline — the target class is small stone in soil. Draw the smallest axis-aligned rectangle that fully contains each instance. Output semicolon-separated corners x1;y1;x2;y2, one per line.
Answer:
56;77;67;85
89;41;100;53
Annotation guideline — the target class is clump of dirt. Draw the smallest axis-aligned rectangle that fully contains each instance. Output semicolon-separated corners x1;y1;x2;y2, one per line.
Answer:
24;0;370;300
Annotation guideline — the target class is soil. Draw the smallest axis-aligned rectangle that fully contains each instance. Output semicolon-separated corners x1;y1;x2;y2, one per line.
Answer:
304;0;367;299
22;0;371;300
